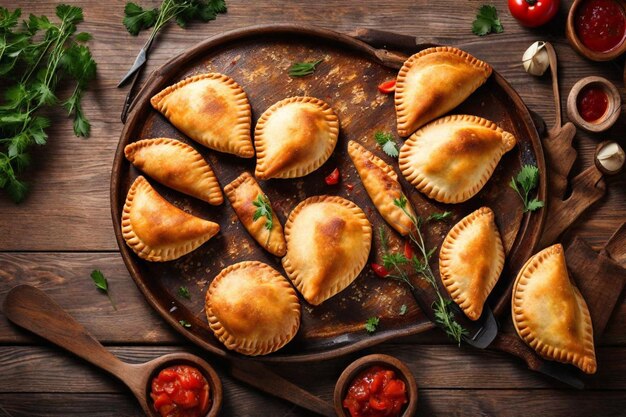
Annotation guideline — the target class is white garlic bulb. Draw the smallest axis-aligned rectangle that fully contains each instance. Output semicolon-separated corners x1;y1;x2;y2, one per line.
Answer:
596;142;625;174
522;41;550;76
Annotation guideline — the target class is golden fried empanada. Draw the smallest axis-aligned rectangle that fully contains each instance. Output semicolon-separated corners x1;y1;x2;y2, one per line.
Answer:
439;207;504;321
347;140;416;236
224;172;286;256
151;73;254;158
282;196;372;305
399;115;516;203
395;46;492;136
121;176;220;262
512;244;596;374
205;261;301;356
124;138;223;205
255;97;339;179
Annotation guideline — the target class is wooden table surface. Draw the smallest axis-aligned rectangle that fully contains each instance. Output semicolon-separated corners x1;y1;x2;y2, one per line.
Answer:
1;1;625;416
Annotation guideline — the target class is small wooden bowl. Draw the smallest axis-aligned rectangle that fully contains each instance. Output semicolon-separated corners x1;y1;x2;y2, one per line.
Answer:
566;76;621;132
334;354;418;417
144;354;223;417
566;0;626;61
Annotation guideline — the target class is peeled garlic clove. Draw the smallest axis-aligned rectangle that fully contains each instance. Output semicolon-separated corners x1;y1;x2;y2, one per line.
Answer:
595;141;625;175
523;41;550;76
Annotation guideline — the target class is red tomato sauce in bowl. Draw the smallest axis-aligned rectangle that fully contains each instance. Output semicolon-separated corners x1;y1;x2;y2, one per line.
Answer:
575;0;626;52
342;365;408;417
576;84;609;122
150;365;211;417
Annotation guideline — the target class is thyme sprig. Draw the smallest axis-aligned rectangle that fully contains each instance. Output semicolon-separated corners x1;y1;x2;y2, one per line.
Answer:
382;195;467;345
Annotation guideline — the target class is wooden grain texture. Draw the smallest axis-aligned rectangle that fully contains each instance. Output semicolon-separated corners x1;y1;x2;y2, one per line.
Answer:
1;390;626;417
1;0;625;416
1;345;625;394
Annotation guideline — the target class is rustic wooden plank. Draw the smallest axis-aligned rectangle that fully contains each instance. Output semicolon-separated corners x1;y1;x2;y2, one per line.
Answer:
2;252;625;345
0;0;623;251
1;389;625;417
0;345;624;393
0;253;182;344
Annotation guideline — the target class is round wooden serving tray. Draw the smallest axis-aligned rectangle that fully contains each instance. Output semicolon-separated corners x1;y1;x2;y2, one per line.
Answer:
111;24;546;362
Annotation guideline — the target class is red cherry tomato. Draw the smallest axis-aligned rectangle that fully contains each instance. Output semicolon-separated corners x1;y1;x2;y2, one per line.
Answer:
403;240;414;260
508;0;560;27
377;79;396;94
371;263;389;278
325;168;340;185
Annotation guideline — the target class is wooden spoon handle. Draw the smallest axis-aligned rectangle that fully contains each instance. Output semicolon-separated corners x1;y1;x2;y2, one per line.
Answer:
2;285;130;381
229;360;335;417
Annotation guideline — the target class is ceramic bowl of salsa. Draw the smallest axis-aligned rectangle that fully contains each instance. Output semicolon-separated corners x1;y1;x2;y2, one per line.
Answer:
566;76;621;132
567;0;626;61
334;354;418;417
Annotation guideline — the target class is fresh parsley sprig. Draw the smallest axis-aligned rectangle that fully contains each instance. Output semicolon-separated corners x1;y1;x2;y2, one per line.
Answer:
510;164;544;212
0;5;96;202
364;316;380;333
288;59;323;77
123;0;226;36
391;195;468;345
472;5;504;36
374;131;399;158
90;270;117;310
253;193;274;246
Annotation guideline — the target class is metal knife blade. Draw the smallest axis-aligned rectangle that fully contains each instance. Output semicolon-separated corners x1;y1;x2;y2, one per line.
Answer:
408;279;499;348
118;46;148;88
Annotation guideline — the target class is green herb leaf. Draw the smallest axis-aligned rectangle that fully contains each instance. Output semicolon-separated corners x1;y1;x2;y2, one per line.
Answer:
179;319;192;328
91;269;108;291
90;269;117;310
374;131;399;158
288;59;322;77
510;165;543;212
252;194;273;231
177;286;191;299
399;304;408;315
382;252;409;271
472;5;504;36
123;2;158;35
527;197;545;212
427;211;452;222
364;316;380;333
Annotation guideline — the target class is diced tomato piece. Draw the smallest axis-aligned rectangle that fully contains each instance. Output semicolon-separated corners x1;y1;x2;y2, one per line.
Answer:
403;240;414;259
383;379;406;397
377;79;396;94
159;368;178;382
371;263;389;278
369;372;384;394
369;396;390;411
325;168;340;185
153;393;173;410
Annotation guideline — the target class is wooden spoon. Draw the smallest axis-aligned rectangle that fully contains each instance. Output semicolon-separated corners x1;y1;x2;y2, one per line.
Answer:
2;284;222;417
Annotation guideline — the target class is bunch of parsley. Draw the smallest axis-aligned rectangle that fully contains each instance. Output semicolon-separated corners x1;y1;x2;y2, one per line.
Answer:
123;0;226;37
0;5;96;202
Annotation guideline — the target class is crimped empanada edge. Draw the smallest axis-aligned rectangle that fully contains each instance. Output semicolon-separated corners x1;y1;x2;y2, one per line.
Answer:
395;47;492;136
121;176;219;262
254;96;339;179
124;138;223;205
205;261;301;356
439;207;504;320
511;244;597;374
282;195;372;305
150;73;254;158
